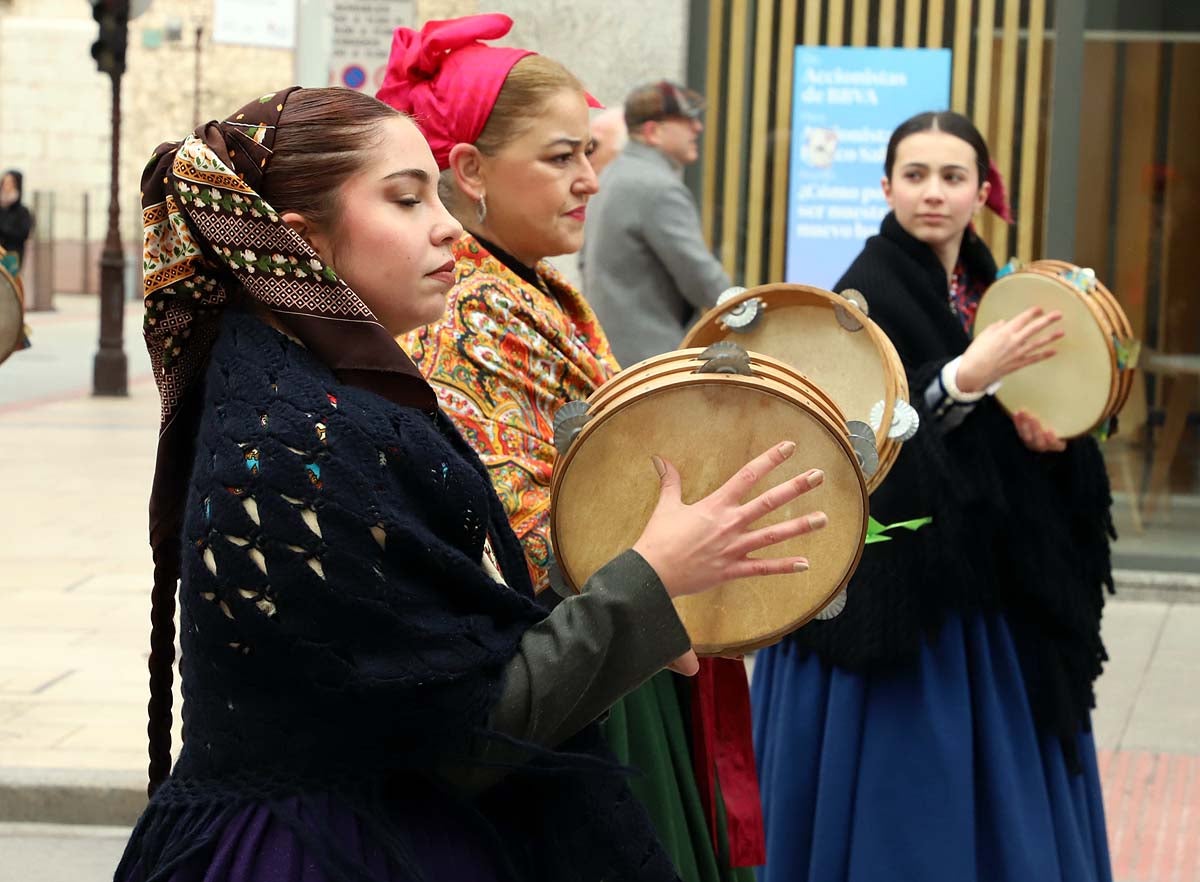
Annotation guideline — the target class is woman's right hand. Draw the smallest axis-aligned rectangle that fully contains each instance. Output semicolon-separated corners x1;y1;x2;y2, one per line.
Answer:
957;306;1064;394
632;441;828;600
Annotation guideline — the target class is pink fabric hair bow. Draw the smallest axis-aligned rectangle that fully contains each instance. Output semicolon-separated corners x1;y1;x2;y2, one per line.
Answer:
375;14;534;170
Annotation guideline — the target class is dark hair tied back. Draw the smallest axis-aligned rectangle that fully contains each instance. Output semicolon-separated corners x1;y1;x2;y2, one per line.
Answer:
884;110;990;186
261;89;398;231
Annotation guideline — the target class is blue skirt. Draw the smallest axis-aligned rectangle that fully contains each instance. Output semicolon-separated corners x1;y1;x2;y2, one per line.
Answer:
750;612;1112;882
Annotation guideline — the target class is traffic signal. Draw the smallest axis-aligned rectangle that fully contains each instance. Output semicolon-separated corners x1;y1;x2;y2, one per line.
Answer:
90;0;130;77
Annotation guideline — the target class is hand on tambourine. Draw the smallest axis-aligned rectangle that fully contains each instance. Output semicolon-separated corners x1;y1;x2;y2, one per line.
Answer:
632;440;828;600
959;306;1064;393
1013;410;1067;453
667;649;700;677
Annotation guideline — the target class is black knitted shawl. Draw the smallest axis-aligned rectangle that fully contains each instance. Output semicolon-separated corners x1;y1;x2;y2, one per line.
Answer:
787;213;1115;760
117;311;679;882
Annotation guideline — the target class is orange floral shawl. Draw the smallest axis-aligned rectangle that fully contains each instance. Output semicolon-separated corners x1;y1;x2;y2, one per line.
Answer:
399;234;617;589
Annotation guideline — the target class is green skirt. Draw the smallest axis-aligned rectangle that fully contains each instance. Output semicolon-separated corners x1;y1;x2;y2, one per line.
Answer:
603;671;756;882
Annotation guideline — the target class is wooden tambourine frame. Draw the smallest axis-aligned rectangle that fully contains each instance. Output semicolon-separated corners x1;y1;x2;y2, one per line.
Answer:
0;258;24;367
682;283;910;494
550;348;869;657
1027;260;1136;419
587;348;847;432
975;261;1137;438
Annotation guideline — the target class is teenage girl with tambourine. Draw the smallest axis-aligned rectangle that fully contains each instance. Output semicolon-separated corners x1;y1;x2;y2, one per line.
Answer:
751;111;1115;882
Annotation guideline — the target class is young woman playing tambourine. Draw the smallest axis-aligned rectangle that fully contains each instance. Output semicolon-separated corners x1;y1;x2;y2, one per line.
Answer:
115;86;829;882
751;110;1114;882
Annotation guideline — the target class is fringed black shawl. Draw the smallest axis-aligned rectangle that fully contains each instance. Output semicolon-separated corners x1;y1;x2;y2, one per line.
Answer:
117;311;678;882
788;213;1115;762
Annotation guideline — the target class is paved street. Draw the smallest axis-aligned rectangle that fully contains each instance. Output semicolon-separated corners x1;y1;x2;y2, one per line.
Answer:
1;296;162;786
1;296;1198;880
0;823;128;881
0;293;150;409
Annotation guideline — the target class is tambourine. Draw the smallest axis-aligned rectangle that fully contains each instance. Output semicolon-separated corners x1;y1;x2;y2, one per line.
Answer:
974;260;1138;439
549;344;870;657
0;248;25;366
682;283;913;493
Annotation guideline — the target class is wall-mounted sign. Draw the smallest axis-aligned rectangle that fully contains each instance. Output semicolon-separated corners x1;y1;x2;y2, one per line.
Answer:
330;0;415;92
340;64;365;89
785;46;952;288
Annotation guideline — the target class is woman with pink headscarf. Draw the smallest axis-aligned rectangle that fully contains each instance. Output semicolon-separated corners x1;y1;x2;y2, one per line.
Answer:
382;15;764;882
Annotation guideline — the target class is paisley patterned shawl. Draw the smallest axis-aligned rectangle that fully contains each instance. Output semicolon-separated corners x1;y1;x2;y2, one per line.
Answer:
140;86;435;789
398;233;616;589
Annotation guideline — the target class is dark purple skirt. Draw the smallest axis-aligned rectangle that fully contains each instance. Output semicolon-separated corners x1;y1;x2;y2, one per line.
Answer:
118;788;504;882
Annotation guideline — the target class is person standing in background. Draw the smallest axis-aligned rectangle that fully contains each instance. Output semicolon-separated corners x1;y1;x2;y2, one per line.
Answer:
572;106;626;288
582;81;730;368
0;170;34;271
587;106;627;176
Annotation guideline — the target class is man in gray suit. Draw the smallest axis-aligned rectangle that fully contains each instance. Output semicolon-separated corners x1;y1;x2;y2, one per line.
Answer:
582;81;732;368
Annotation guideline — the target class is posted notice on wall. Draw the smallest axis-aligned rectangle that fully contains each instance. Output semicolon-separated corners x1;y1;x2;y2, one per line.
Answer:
329;0;415;92
785;47;951;288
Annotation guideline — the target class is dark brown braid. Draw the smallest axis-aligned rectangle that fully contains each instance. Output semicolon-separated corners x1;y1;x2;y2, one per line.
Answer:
147;539;179;792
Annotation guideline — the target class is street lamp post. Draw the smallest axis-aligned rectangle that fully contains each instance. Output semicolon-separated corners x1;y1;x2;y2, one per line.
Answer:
91;0;130;397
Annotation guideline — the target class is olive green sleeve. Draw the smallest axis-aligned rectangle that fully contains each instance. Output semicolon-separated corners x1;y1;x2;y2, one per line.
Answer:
492;548;691;747
446;549;691;793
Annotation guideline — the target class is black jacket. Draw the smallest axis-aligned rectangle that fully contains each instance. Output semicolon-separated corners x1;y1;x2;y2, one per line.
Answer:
788;213;1114;759
0;170;34;267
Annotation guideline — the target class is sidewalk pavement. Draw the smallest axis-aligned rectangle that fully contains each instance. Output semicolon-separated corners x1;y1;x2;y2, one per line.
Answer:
1;296;1199;880
1;296;163;828
0;823;128;880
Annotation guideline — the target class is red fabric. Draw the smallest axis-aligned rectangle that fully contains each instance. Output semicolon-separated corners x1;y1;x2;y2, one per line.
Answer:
985;159;1014;223
376;14;531;170
376;13;600;170
691;657;766;868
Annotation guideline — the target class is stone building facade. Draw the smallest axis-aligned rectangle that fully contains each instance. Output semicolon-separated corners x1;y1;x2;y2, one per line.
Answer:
0;0;688;296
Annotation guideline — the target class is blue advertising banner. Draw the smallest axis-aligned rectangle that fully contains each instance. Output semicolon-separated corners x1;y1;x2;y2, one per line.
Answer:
785;46;952;288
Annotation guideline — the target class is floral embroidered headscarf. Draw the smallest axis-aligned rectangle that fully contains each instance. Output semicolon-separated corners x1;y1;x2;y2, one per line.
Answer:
140;86;435;788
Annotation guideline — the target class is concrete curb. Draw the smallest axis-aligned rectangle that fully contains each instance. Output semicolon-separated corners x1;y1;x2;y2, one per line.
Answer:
1;571;1197;828
0;768;145;827
1113;568;1200;604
